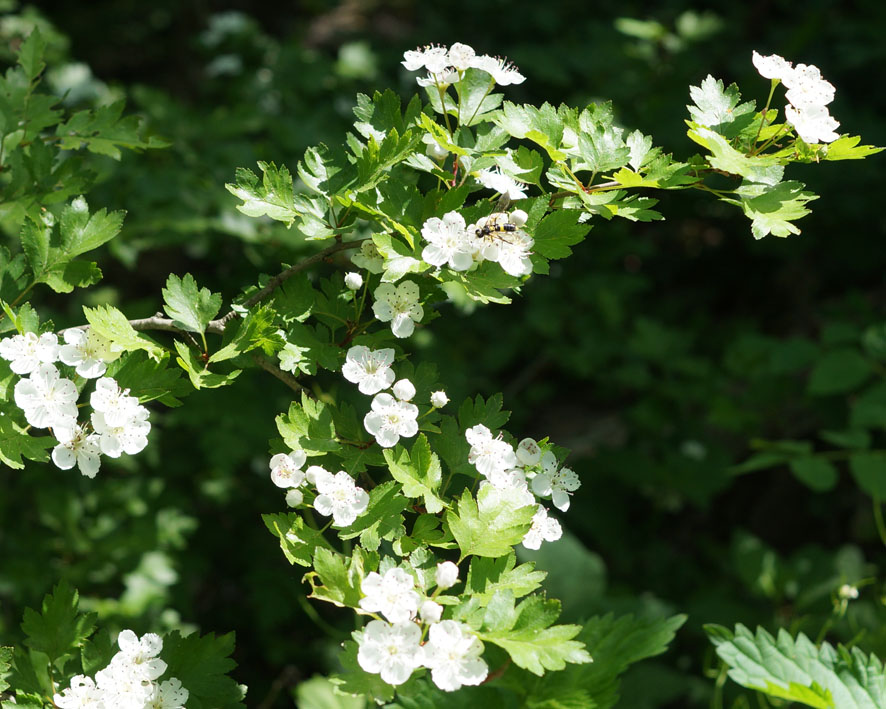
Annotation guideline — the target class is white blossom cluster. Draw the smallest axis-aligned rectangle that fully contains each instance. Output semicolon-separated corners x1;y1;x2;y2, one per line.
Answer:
402;42;525;88
1;329;149;478
752;50;840;144
465;426;580;550
421;209;533;278
356;561;489;691
53;629;188;709
341;344;447;448
268;450;370;526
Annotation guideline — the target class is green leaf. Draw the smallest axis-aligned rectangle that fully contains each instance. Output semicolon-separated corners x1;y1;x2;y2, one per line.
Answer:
21;581;96;666
465;553;546;604
84;304;165;359
575;102;631;173
731;180;818;240
706;623;886;708
263;512;331;567
276;393;340;456
0;647;12;694
0;416;54;469
225;161;300;225
383;435;446;514
59;197;126;258
162;630;246;708
209;305;282;363
17;29;46;82
849;453;886;499
55;102;167;159
692;128;784;185
454;69;503;126
524;613;686;709
820;429;871;450
822;135;884;161
447;487;535;559
106;352;189;407
307;547;372;609
532;209;591;260
493;102;566;161
478;592;592;675
808;349;872;395
337;481;409;548
295;675;367;709
162;273;222;334
687;75;755;131
790;457;838;492
173;340;241;390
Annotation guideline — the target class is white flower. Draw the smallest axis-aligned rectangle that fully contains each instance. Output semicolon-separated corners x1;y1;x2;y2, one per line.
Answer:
420;599;443;624
372;281;424;338
751;50;793;82
421;211;474;271
402;45;449;73
785;104;840;144
95;658;154;706
435;561;459;590
351;240;385;274
430;390;449;408
341;345;396;395
344;272;364;291
447;42;476;71
54;675;106;709
486;467;530;492
356;619;423;686
0;331;59;374
516;438;541;467
58;329;116;379
465;424;517;478
416;68;460;88
531;452;580;511
392;378;416;402
146;677;189;709
359;567;421;623
13;364;79;429
496;229;534;277
420;620;488;692
838;583;859;600
474;167;527;200
522;505;563;550
91;406;150;458
472;54;525;85
310;467;369;526
269;450;307;488
52;422;101;478
477;479;535;514
783;63;835;109
90;377;141;427
114;629;167;680
363;392;419;448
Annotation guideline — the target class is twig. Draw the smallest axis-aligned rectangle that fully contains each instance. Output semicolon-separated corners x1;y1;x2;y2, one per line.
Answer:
251;352;304;394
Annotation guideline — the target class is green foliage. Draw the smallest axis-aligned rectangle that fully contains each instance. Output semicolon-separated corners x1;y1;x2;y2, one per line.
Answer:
447;488;535;560
162;273;223;334
20;581;95;667
162;631;246;708
707;624;886;708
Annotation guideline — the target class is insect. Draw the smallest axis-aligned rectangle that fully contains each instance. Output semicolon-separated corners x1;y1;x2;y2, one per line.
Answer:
475;212;518;239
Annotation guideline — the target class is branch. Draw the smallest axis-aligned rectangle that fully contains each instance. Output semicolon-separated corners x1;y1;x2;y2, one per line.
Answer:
251;352;305;394
215;238;362;329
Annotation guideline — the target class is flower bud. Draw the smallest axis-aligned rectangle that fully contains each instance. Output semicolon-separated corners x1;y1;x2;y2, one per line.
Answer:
285;489;304;507
435;561;459;590
419;600;443;624
510;209;528;227
430;390;449;408
393;379;416;402
344;272;363;291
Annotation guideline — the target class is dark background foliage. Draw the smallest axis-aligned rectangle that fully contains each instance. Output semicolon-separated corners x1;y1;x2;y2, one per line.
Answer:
1;0;885;706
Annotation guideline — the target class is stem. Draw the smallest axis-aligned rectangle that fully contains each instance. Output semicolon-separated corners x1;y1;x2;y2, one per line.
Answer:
750;78;780;150
873;494;886;550
464;78;496;127
435;83;454;136
251;352;304;394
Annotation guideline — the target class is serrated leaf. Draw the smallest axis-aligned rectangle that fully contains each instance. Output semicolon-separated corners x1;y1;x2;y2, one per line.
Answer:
493;102;566;161
331;641;395;704
276;393;340;455
532;210;591;260
105;352;189;406
263;512;332;567
173;339;240;390
688;75;755;130
162;273;222;333
478;592;591;675
225;161;300;224
84;304;165;359
209;305;281;363
0;416;54;469
307;547;372;609
21;581;96;666
383;435;445;514
55;102;166;159
693;128;784;185
0;647;12;693
17;29;46;82
162;630;246;708
465;553;546;604
337;480;409;545
731;180;818;240
822;136;883;161
447;487;535;559
706;624;886;708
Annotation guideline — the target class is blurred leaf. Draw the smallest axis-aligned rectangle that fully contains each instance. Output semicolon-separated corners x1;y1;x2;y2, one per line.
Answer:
790;457;838;492
808;349;872;395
